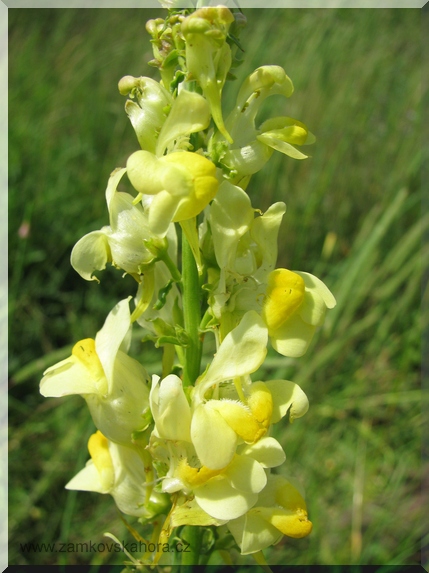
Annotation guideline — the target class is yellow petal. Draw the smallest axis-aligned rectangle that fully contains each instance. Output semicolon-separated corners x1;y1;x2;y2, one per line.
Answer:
229;512;282;555
72;339;105;381
295;270;336;309
191;403;238;469
235;66;294;110
87;431;115;491
225;455;267;495
257;133;310;160
239;436;286;469
260;507;312;538
163;151;216;180
195;477;258;521
164;152;219;222
210;400;264;443
269;312;316;358
70;230;111;282
127;150;191;197
156;90;211;156
177;459;224;488
264;379;309;423
196;310;268;399
247;382;273;429
262;269;305;331
209;180;254;271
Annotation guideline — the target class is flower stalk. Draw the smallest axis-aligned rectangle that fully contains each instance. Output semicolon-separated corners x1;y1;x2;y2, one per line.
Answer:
182;229;202;388
179;526;203;567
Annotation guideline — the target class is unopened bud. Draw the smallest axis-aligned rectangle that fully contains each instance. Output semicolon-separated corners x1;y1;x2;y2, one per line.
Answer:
118;75;137;96
146;17;164;38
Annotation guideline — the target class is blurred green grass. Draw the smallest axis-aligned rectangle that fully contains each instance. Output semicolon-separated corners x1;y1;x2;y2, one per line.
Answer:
8;7;424;567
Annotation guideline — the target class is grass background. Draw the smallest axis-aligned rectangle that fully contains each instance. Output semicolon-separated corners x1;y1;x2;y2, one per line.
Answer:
8;7;425;567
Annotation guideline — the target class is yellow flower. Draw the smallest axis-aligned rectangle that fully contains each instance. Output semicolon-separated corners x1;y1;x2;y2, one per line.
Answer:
228;475;312;554
191;383;273;470
262;268;336;357
192;378;308;471
71;168;171;281
175;454;266;521
261;268;306;331
206;182;336;355
191;312;309;469
127;150;219;235
119;76;211;155
212;65;315;185
66;431;168;518
40;299;150;445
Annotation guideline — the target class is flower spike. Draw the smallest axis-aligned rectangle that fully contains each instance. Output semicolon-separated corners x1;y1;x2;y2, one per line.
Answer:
40;7;336;564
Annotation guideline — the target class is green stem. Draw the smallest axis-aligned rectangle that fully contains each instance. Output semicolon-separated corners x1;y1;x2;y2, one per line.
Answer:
159;249;182;284
182;231;202;387
180;526;203;567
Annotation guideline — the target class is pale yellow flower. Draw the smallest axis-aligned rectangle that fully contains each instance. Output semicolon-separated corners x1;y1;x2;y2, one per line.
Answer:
127;150;219;235
40;299;150;445
207;182;336;356
228;475;312;554
66;431;168;518
212;65;315;185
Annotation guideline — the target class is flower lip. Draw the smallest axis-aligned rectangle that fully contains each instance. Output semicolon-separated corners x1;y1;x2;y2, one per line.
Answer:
262;269;306;332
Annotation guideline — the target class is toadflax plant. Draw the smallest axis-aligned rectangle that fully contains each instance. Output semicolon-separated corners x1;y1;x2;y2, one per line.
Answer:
40;6;336;568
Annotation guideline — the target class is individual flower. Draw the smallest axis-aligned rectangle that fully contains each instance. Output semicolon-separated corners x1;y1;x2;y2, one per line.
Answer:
170;441;287;529
166;436;291;525
232;268;335;358
261;268;337;357
144;363;290;524
171;452;267;522
118;76;218;236
66;430;169;518
211;65;315;185
206;182;336;356
70;168;177;281
40;299;150;445
228;474;312;554
182;6;235;143
145;374;268;523
127;150;219;236
206;180;285;332
119;76;211;156
191;312;309;470
192;379;308;471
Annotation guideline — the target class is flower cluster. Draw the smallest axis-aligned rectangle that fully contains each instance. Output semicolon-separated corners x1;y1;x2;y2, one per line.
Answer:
40;6;335;565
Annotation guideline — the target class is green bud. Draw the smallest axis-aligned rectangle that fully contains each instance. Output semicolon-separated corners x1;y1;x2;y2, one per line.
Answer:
118;75;138;96
145;18;164;39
